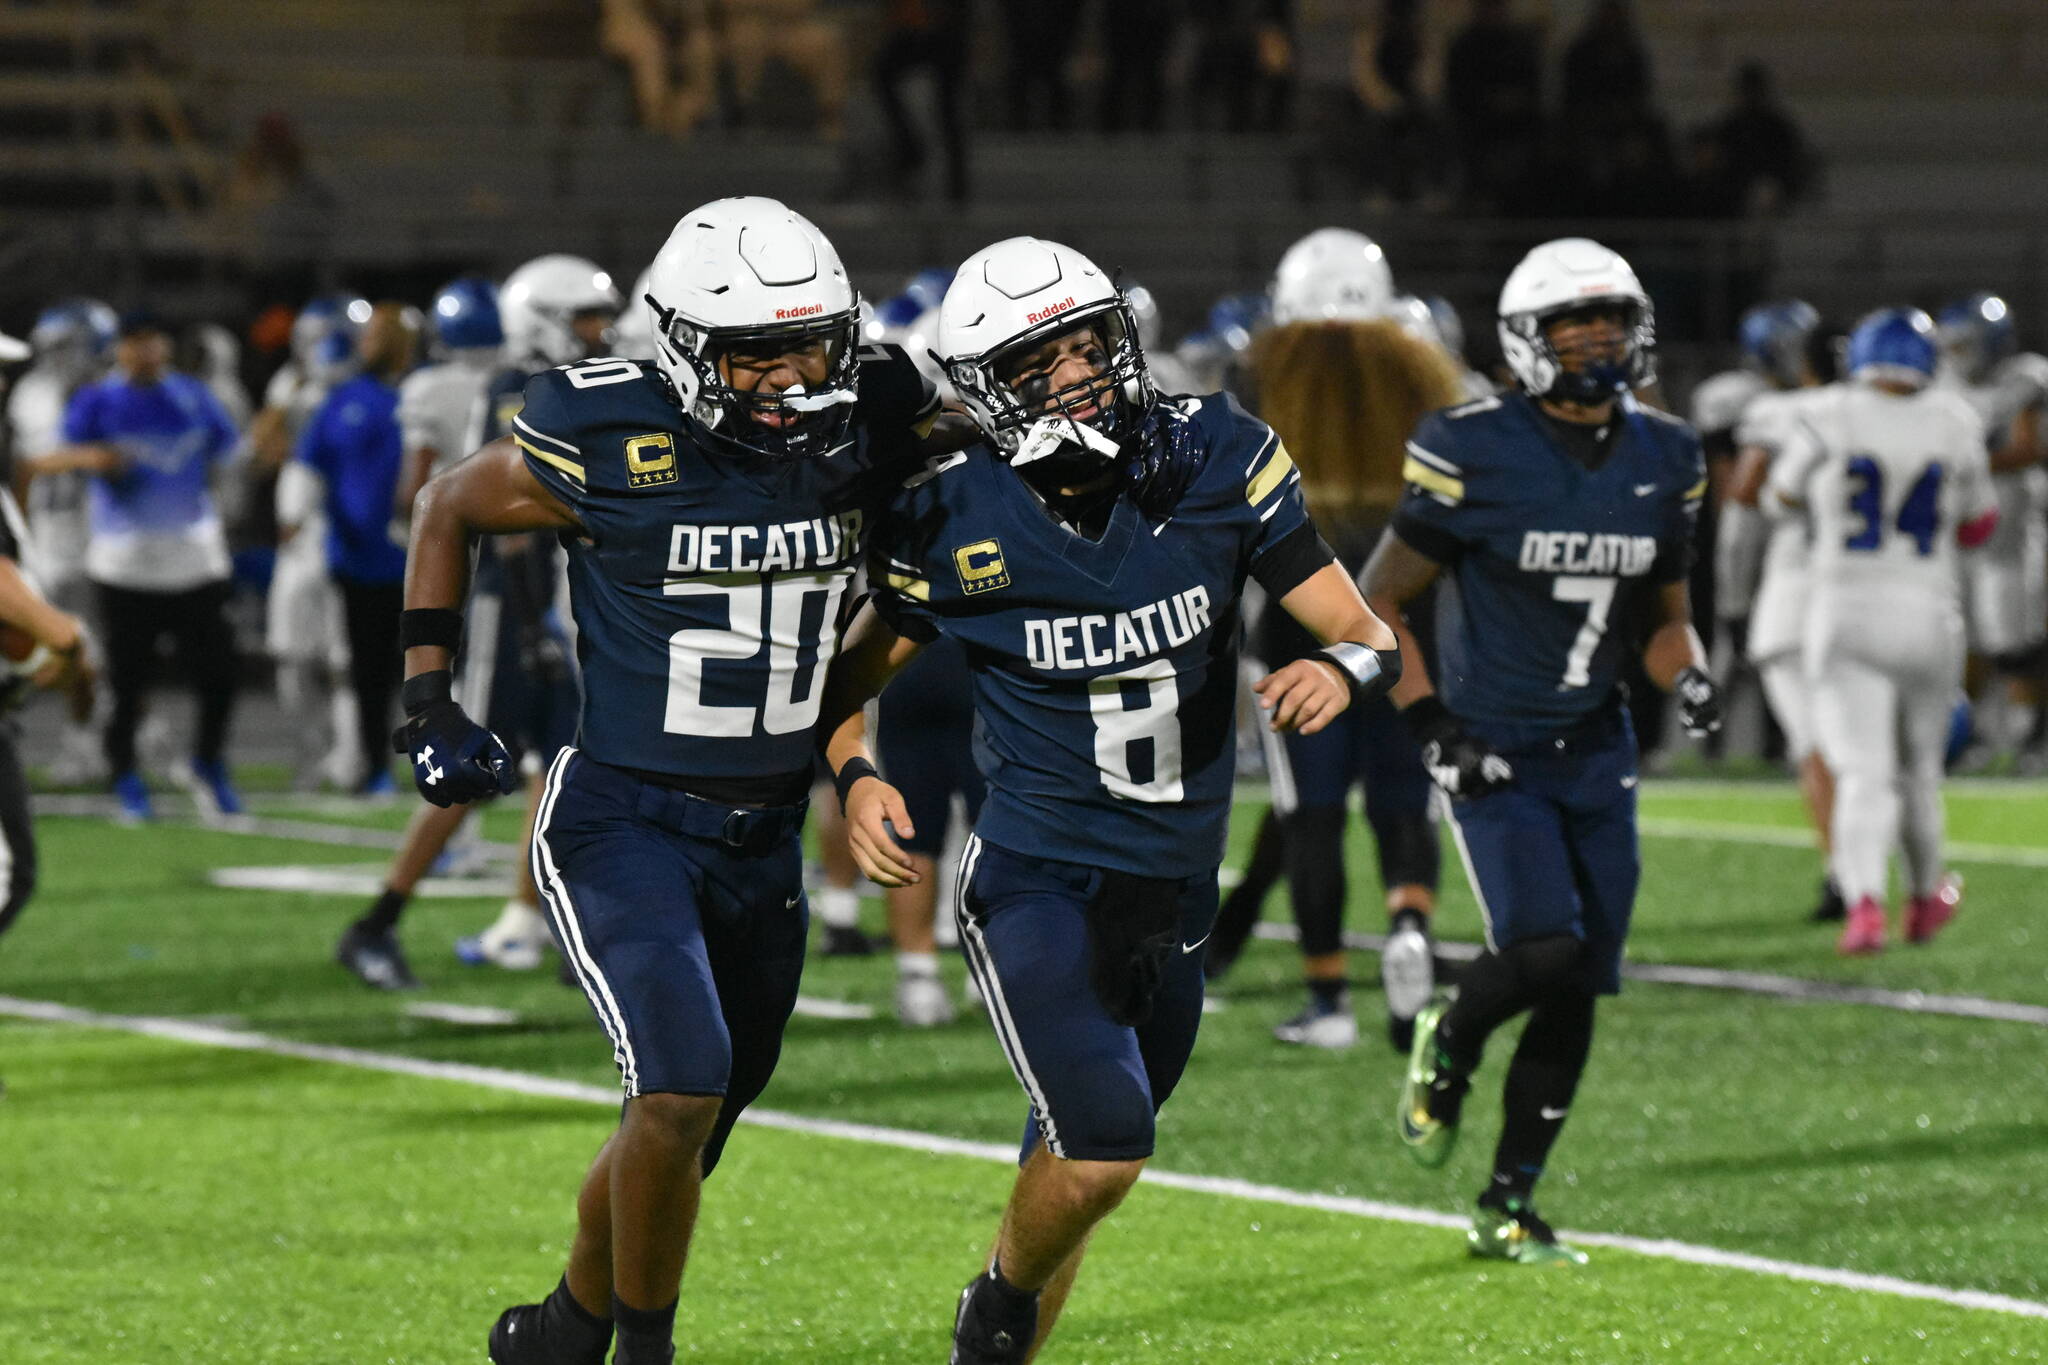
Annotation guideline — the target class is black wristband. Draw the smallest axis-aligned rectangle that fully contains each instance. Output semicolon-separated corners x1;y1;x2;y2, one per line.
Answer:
400;670;455;718
399;607;465;652
1400;693;1457;746
832;756;878;811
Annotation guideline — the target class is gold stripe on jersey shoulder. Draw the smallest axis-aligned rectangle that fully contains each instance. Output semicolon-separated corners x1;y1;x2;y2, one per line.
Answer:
1246;441;1295;506
515;436;585;484
1682;476;1708;501
884;571;931;601
1401;455;1464;503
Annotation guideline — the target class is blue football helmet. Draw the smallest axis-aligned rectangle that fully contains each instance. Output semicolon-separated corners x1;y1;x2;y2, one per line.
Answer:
1738;298;1820;387
901;267;955;314
431;275;504;352
1934;292;2015;385
30;297;118;374
1208;291;1271;353
1846;307;1938;388
294;293;370;382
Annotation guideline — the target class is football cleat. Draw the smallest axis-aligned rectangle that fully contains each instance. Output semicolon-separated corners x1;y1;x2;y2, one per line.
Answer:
456;902;553;970
111;770;154;824
950;1270;1037;1365
1837;896;1887;956
488;1300;607;1365
1398;996;1465;1168
1381;912;1435;1052
336;923;421;991
896;970;957;1028
1273;996;1358;1050
1469;1192;1588;1266
1905;872;1962;945
820;923;877;958
175;758;244;822
1809;878;1846;923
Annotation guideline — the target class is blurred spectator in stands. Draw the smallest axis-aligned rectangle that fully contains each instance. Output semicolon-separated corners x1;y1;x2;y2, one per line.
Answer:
1560;0;1650;124
1098;0;1177;134
296;304;418;796
598;0;674;132
1335;0;1440;205
31;312;244;823
1679;124;1744;218
998;0;1084;132
1443;0;1544;212
723;0;849;142
1707;61;1816;214
875;0;971;202
1189;0;1297;133
221;113;333;285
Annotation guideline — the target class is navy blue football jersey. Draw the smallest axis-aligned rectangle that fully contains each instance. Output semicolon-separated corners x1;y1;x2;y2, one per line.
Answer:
870;394;1316;877
517;346;940;780
1392;390;1705;744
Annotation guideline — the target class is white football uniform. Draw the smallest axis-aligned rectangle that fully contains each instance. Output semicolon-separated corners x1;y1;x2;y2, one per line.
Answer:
399;351;498;480
1735;387;1824;757
5;365;91;601
1769;382;1996;906
263;362;347;667
1944;356;2048;658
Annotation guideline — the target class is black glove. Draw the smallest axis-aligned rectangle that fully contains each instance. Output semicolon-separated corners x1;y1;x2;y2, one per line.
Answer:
1082;870;1184;1027
391;670;518;807
1402;695;1515;798
1675;666;1724;738
518;623;571;687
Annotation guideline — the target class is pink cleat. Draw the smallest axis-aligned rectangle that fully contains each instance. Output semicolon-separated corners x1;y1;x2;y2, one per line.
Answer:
1905;873;1963;945
1837;896;1887;956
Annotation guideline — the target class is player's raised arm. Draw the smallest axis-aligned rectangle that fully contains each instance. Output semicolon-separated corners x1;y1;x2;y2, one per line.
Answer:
817;600;926;887
395;435;582;806
1255;561;1400;736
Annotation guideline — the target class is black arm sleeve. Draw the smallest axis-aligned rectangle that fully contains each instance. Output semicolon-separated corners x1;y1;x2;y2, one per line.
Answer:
1249;524;1338;599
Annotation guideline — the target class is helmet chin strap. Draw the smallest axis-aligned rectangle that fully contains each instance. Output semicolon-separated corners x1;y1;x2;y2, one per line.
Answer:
1011;414;1122;470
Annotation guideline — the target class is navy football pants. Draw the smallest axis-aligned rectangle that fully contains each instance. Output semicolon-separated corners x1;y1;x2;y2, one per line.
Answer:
876;638;984;857
1441;711;1640;996
957;836;1215;1163
532;749;809;1175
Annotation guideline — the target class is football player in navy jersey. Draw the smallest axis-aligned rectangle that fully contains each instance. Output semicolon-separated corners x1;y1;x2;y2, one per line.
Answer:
816;237;1401;1364
392;198;974;1365
1360;238;1722;1266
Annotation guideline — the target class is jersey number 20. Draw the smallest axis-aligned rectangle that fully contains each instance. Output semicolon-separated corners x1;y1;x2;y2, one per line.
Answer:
662;574;847;737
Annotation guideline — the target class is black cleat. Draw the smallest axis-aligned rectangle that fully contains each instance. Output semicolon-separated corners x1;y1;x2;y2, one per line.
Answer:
489;1301;608;1365
335;922;420;991
950;1269;1037;1365
820;923;877;958
1810;878;1846;923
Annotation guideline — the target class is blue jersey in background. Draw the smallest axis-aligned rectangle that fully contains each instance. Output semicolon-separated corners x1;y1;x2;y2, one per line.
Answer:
63;371;238;589
297;371;406;585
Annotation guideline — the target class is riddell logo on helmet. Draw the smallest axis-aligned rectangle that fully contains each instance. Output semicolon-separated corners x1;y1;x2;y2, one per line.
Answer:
1027;296;1077;324
775;303;825;320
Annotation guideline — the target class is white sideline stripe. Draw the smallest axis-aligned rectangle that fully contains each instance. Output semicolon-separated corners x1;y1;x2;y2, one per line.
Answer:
3;993;2044;1322
791;997;876;1021
209;864;516;900
1248;923;2048;1027
1637;816;2048;869
36;797;520;858
404;1001;522;1027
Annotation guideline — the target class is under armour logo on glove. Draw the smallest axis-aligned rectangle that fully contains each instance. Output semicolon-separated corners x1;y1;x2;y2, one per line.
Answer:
1675;666;1724;738
392;696;517;808
416;745;444;787
1422;739;1516;798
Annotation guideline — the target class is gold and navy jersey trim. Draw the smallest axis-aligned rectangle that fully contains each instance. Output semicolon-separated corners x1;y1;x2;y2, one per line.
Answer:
1681;476;1708;502
1402;441;1465;504
1245;434;1299;518
513;416;586;484
911;394;944;440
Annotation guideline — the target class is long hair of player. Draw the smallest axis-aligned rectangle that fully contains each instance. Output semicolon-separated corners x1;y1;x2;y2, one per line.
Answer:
1246;319;1466;532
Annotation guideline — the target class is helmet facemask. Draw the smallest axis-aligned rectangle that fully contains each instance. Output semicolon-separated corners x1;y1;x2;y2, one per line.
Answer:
650;293;861;460
950;299;1156;485
1505;296;1655;404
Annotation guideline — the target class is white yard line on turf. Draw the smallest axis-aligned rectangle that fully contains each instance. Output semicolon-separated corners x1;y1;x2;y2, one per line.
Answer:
2;994;2043;1322
1636;816;2048;868
1249;923;2048;1028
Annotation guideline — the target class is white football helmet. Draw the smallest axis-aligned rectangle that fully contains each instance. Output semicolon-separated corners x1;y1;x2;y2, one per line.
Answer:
643;196;861;459
1270;228;1395;325
1496;237;1655;401
501;254;620;369
936;236;1153;463
611;264;658;359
